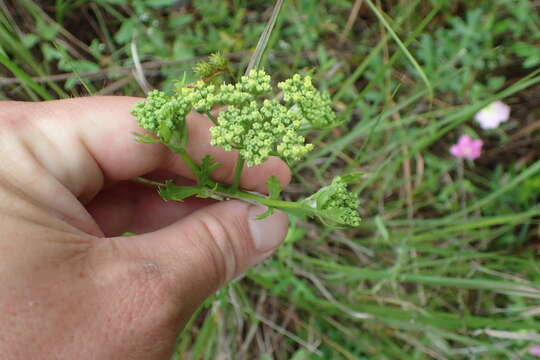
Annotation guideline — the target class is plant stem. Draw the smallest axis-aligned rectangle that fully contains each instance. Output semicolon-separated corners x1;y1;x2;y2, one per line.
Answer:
205;112;218;125
231;153;245;191
216;185;306;211
134;177;165;187
135;174;313;218
179;148;200;176
167;142;201;179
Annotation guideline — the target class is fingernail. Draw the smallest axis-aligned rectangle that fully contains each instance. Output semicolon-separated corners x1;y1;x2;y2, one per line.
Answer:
248;205;288;252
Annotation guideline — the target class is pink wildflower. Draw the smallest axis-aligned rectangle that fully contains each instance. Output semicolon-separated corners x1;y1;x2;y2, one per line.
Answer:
530;345;540;357
474;101;511;130
450;134;483;160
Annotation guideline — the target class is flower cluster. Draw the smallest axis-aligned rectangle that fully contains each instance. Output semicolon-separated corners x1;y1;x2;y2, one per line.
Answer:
210;99;313;166
278;74;336;129
131;90;169;133
237;69;272;95
132;69;335;167
131;90;191;142
202;70;326;166
183;70;272;114
304;176;361;227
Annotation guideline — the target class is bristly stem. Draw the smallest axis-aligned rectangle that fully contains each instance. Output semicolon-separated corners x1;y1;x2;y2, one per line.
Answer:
231;154;245;191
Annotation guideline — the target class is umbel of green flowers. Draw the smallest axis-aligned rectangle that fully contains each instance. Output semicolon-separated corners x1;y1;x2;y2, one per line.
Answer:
131;69;336;167
131;62;360;227
302;175;362;227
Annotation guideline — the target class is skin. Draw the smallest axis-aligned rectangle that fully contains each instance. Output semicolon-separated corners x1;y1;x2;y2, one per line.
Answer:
0;97;290;359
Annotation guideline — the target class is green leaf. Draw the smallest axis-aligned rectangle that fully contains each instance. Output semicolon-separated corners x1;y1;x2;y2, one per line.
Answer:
158;181;201;202
256;176;283;220
114;18;136;45
169;14;194;30
198;155;221;186
41;43;62;62
267;175;282;200
36;19;61;41
59;59;100;73
21;34;39;49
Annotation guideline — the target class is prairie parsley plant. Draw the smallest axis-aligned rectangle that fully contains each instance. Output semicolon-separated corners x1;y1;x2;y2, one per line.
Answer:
131;55;361;227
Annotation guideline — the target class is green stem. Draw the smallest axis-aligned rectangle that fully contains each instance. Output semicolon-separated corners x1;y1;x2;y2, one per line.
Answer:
167;142;201;179
206;112;218;125
216;184;307;211
135;175;314;217
178;149;200;177
134;177;165;187
231;154;245;191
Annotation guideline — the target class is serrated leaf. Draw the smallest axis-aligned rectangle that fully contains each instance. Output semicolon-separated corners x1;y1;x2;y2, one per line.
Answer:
267;175;282;200
198;155;221;186
158;181;201;202
256;176;283;220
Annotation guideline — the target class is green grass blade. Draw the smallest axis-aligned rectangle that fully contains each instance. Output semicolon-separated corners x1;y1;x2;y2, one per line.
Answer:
365;0;433;98
0;52;52;100
245;0;284;74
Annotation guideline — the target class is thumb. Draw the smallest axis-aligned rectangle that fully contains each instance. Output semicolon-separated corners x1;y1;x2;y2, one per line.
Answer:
129;200;288;308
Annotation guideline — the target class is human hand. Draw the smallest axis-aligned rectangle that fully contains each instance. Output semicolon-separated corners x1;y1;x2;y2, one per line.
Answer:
0;97;290;359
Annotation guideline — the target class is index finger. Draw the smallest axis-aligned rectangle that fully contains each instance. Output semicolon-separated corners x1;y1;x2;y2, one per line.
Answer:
31;96;291;197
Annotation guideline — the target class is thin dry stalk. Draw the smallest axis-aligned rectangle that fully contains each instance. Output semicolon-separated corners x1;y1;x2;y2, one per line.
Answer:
339;0;364;45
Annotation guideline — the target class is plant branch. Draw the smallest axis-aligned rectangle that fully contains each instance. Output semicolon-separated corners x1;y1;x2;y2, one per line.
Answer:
166;143;201;179
231;154;245;191
205;112;218;125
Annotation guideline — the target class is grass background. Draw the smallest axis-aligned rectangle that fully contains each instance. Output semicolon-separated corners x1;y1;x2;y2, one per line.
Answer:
2;0;540;358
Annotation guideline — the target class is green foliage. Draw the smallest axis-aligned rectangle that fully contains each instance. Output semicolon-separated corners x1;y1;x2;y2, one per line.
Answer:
256;176;282;220
158;181;200;202
415;0;540;99
197;155;221;188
